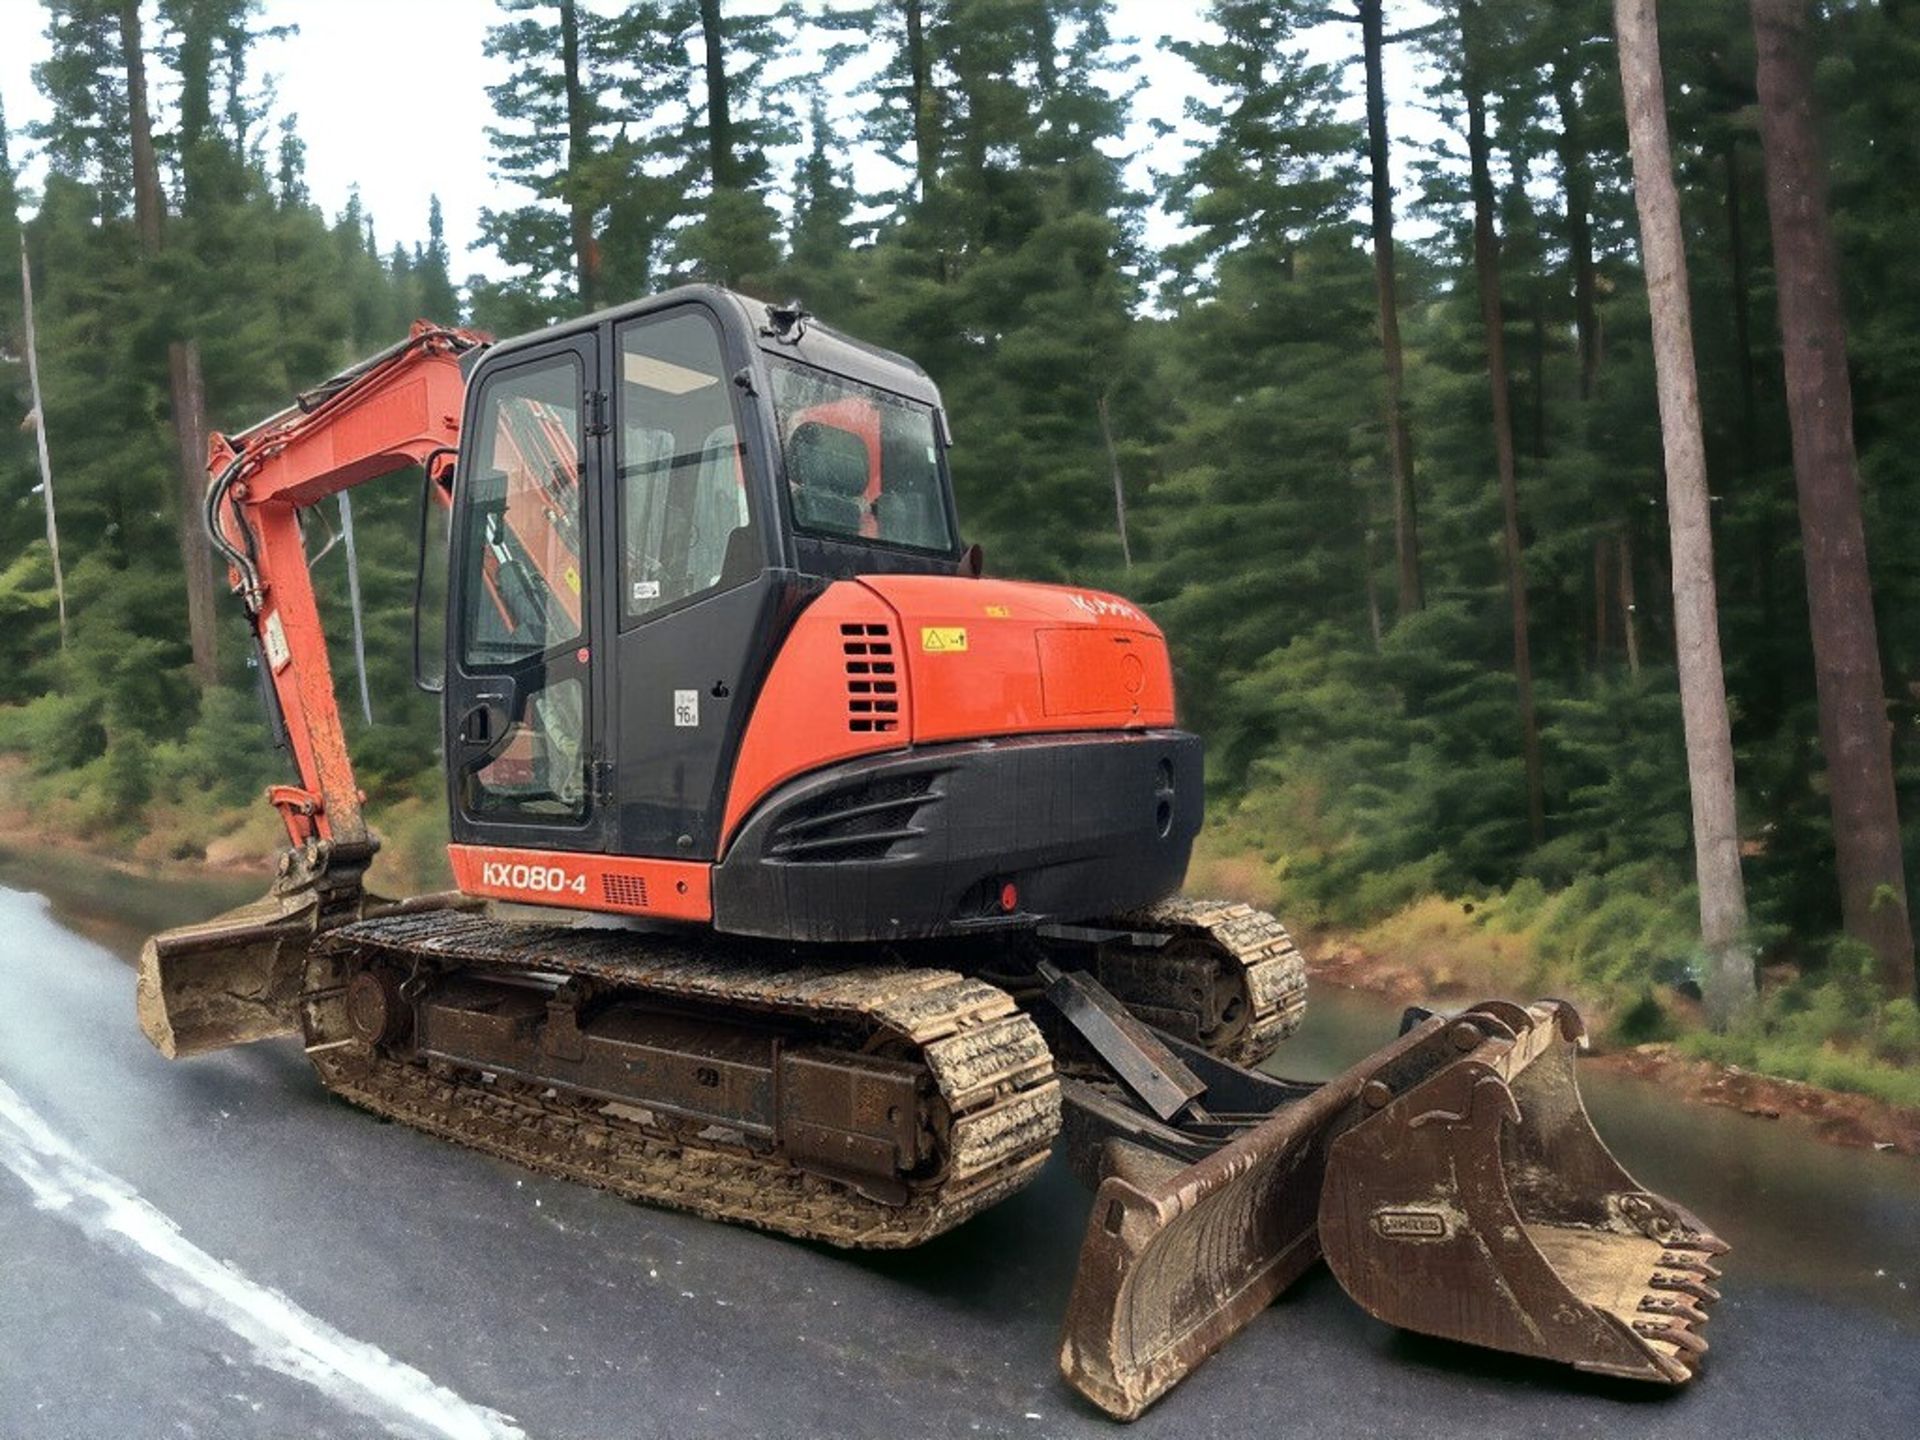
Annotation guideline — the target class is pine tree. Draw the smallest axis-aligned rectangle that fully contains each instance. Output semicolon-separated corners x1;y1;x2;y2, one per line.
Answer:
417;196;460;324
1460;0;1546;846
668;0;791;288
479;0;690;320
1142;2;1376;745
1751;0;1915;998
1358;0;1421;618
782;93;862;319
1616;0;1754;1025
31;1;134;223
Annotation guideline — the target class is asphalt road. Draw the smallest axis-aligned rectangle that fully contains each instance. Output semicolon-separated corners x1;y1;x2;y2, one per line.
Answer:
2;881;1917;1440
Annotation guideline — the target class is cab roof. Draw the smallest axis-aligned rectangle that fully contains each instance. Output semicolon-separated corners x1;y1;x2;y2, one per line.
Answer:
482;284;944;410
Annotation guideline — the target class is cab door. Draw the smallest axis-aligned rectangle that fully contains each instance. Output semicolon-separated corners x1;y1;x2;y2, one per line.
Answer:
445;333;611;853
607;303;783;859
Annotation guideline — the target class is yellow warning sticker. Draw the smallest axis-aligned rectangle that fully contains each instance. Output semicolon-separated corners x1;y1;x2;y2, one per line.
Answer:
921;626;969;653
984;604;1011;618
564;565;581;596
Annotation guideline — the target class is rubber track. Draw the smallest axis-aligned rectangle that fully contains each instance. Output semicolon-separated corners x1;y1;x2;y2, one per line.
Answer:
1111;897;1308;1068
307;910;1060;1249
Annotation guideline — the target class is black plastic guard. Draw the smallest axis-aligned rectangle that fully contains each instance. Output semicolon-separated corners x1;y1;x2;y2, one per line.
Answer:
711;730;1203;942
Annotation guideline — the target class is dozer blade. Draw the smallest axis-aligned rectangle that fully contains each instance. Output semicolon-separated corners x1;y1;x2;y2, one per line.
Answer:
1319;999;1728;1385
1056;1016;1444;1419
137;839;467;1059
1055;998;1727;1419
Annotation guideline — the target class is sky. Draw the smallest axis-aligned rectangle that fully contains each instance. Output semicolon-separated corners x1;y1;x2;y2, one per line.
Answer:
0;0;1450;286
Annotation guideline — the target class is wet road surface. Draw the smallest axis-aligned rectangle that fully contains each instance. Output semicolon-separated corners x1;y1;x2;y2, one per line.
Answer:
2;879;1917;1439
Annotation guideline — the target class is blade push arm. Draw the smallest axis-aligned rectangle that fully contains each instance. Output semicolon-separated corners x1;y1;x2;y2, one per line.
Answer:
207;321;485;850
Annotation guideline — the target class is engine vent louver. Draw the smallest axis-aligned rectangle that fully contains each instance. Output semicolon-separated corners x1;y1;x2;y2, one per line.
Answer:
767;772;940;863
841;622;901;733
601;873;649;910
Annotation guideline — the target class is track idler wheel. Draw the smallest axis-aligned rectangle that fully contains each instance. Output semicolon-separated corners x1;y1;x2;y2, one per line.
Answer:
344;966;412;1048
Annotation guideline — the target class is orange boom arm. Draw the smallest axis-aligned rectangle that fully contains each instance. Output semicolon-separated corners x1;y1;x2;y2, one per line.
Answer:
206;322;486;850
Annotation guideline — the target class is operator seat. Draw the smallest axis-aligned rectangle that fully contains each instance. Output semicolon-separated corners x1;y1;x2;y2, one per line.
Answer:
789;421;871;536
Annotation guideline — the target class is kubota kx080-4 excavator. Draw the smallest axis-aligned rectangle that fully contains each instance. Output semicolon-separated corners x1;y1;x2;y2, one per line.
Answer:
138;289;1728;1418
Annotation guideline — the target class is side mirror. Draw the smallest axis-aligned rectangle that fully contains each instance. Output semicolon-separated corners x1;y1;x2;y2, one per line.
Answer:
413;462;451;694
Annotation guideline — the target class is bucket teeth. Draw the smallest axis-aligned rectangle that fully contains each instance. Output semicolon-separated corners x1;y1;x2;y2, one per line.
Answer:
1659;1251;1724;1282
1651;1271;1723;1305
1662;1231;1732;1258
1639;1294;1710;1327
1633;1318;1710;1358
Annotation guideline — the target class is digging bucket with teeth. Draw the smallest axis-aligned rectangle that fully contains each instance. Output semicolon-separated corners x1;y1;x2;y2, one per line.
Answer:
1318;998;1727;1384
1050;986;1727;1420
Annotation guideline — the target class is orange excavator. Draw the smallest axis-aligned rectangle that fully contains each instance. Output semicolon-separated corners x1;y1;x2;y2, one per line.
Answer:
137;289;1727;1418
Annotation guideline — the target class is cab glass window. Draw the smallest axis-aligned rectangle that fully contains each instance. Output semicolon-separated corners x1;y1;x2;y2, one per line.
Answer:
617;312;755;624
769;361;955;552
460;354;585;667
456;351;589;822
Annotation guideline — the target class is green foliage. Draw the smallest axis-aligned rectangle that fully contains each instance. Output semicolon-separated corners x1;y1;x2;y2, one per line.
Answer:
4;0;1919;1103
0;689;106;773
1685;960;1920;1110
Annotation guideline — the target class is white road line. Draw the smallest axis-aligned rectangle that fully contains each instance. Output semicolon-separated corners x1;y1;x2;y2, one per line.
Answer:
0;1077;526;1440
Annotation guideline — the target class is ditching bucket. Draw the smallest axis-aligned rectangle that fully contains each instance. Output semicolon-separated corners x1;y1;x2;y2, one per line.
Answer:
138;881;328;1058
1319;999;1727;1384
137;840;467;1059
1055;999;1726;1419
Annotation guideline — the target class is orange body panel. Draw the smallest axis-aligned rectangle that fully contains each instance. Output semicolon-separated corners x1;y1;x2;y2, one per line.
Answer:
862;575;1174;744
718;574;1176;850
719;583;912;842
449;844;712;921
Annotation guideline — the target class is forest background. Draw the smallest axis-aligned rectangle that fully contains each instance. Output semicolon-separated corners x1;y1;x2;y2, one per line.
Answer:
2;0;1918;1108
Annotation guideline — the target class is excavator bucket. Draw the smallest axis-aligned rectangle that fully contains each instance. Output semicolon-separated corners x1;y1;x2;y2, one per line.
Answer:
1054;996;1726;1419
1319;999;1727;1385
138;882;324;1058
137;840;467;1059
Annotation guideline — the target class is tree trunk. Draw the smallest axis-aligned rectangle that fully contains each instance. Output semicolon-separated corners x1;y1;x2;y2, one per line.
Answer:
120;2;162;254
1751;0;1915;997
700;0;732;194
1616;0;1755;1026
1552;52;1601;400
19;235;68;650
1619;529;1641;679
1095;391;1132;569
1463;3;1546;847
559;0;600;308
122;0;218;688
1360;0;1421;618
167;339;220;684
905;0;939;206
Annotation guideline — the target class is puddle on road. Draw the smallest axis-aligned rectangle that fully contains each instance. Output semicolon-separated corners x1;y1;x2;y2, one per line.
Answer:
0;844;262;959
9;851;1915;1334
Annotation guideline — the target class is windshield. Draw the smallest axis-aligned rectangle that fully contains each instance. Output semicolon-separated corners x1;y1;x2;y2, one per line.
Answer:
769;361;955;552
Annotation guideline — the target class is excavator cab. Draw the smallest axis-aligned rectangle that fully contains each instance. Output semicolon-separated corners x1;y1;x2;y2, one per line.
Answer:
442;290;965;875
